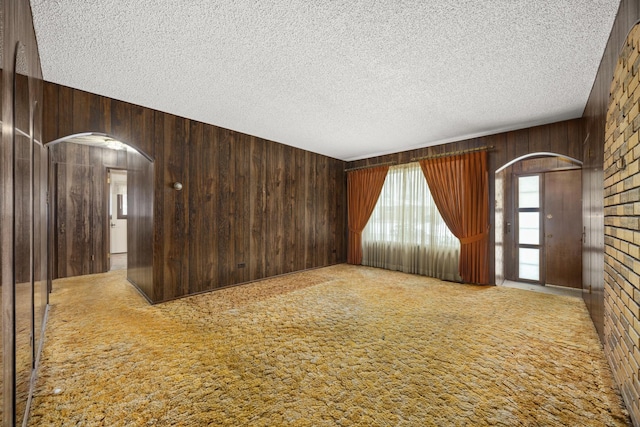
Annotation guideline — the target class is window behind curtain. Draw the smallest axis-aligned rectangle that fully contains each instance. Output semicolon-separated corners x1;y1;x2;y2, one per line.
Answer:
362;162;461;281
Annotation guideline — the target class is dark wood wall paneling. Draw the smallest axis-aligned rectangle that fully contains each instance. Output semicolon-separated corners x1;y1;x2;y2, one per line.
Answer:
127;149;154;299
345;118;584;286
43;83;347;303
126;104;155;299
582;0;640;340
2;0;48;425
15;73;32;284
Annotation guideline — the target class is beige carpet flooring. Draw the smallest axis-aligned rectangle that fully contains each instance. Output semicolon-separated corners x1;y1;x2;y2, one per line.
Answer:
28;265;629;426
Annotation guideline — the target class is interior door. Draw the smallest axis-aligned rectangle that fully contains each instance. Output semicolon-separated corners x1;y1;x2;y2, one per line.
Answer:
544;169;582;288
55;163;94;278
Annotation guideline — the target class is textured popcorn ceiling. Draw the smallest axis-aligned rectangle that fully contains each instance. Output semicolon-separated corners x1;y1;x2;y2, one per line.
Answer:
30;0;620;161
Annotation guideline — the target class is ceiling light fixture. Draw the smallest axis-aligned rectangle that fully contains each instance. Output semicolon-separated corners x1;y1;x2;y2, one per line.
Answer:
104;138;126;151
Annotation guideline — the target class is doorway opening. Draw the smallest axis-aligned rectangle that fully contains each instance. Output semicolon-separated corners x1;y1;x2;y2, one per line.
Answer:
495;153;583;290
108;169;128;271
45;132;154;298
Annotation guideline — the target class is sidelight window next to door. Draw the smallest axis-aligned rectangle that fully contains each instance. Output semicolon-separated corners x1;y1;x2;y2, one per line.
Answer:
517;175;542;282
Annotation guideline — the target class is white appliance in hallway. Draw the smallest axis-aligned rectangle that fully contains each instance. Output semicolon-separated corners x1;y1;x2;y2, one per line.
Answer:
110;170;128;254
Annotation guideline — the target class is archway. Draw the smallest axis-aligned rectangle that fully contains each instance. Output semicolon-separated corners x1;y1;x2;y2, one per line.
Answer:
45;132;153;161
44;132;154;298
495;152;582;288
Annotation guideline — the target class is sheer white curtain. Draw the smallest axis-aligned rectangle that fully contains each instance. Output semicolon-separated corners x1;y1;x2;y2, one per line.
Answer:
362;162;461;281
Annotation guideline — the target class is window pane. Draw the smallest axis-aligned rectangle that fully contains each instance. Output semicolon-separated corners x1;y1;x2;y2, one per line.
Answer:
361;162;460;279
518;175;539;208
362;163;458;248
519;248;540;281
518;212;539;245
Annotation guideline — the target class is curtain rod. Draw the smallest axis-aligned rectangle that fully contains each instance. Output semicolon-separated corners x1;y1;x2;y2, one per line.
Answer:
410;145;494;162
344;160;397;173
345;145;494;172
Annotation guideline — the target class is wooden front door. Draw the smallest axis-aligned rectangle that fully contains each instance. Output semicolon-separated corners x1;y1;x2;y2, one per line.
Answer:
544;169;582;288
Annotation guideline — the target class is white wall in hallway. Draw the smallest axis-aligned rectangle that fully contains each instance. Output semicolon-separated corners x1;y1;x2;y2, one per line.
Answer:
110;170;127;254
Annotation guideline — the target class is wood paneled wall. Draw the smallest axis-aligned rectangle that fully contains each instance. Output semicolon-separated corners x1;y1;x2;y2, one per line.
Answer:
346;118;584;285
15;74;32;284
582;0;640;342
2;0;48;425
43;83;347;303
151;111;346;301
127;150;154;300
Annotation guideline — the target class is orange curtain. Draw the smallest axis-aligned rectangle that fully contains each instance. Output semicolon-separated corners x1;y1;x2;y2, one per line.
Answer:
419;151;489;284
347;166;389;264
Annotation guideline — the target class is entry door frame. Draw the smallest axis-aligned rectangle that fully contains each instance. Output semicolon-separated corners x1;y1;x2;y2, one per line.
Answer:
105;167;128;271
514;172;545;284
512;168;583;287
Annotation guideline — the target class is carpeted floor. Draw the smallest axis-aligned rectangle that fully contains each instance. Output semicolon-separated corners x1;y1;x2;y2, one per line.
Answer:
28;265;630;426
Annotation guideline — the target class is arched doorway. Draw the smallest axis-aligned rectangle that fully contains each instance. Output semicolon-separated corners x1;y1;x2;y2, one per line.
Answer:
495;153;583;288
44;132;154;296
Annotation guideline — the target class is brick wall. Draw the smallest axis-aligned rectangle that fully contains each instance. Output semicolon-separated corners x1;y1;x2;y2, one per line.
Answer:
604;23;640;424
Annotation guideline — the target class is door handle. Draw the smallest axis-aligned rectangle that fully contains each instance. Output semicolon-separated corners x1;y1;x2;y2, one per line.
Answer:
111;222;116;228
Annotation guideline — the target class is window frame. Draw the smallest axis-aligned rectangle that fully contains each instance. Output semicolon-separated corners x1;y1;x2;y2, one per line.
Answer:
515;173;544;284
